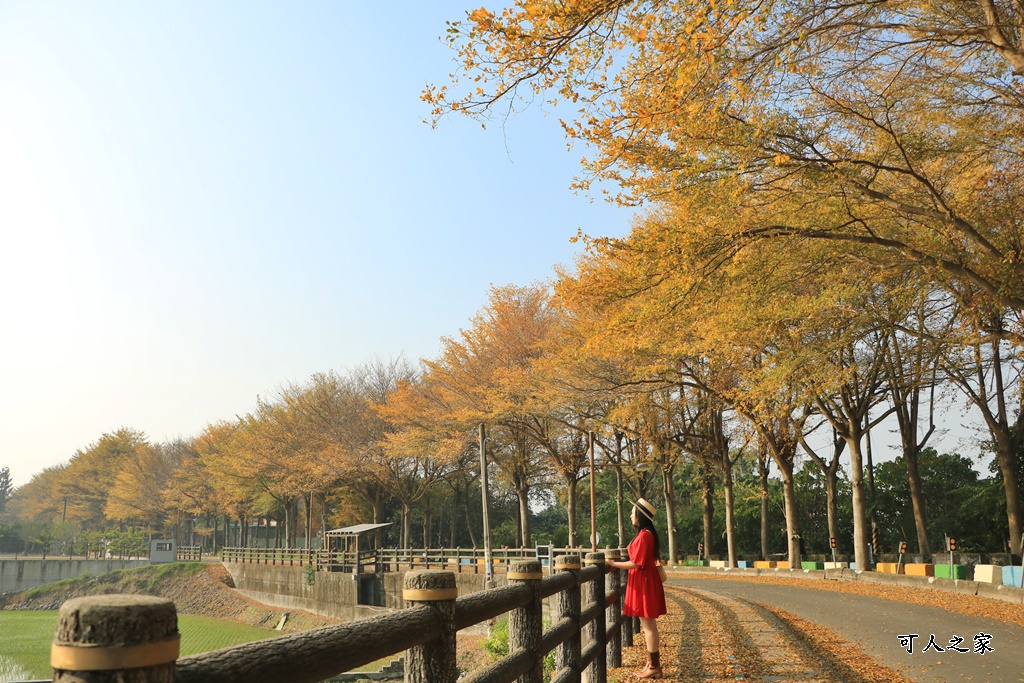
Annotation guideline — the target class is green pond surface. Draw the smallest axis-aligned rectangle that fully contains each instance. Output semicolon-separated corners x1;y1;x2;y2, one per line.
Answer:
0;611;277;680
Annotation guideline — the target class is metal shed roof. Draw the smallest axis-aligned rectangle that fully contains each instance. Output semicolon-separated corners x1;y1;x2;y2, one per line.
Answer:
324;522;393;535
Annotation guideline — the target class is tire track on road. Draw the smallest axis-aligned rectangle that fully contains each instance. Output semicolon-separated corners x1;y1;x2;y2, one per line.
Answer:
653;585;847;682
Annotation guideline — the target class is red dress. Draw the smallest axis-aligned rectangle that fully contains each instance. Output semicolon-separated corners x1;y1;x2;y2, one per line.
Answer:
622;529;667;618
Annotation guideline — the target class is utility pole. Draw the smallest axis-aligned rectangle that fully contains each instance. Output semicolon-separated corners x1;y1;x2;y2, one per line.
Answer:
589;431;597;551
479;424;493;585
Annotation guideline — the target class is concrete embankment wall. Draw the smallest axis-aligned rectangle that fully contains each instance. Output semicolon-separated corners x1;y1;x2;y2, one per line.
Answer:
0;559;149;594
223;563;495;622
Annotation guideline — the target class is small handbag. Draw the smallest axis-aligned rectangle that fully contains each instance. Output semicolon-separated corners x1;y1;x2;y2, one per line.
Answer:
657;561;667;584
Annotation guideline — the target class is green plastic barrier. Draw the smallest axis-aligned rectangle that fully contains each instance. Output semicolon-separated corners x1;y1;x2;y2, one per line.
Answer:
934;564;967;580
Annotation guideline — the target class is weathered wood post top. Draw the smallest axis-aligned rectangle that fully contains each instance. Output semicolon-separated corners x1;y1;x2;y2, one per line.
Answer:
52;594;179;682
403;570;458;683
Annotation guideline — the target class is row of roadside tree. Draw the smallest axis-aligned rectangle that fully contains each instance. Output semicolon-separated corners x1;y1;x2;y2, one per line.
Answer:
3;0;1024;569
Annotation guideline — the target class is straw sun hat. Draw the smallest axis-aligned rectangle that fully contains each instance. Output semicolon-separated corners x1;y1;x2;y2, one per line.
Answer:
633;498;656;521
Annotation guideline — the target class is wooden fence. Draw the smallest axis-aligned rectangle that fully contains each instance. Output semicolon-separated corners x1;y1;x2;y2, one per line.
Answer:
218;545;576;574
220;546;319;567
50;552;635;683
175;546;203;562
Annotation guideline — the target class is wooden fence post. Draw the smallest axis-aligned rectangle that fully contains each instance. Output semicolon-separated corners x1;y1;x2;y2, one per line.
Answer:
508;560;544;683
555;554;582;683
52;594;179;683
403;570;458;683
619;548;633;647
604;549;622;669
585;552;607;683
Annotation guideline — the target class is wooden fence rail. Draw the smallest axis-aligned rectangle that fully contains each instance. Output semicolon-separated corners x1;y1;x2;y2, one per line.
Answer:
50;553;632;683
218;545;589;574
175;546;203;562
220;547;318;566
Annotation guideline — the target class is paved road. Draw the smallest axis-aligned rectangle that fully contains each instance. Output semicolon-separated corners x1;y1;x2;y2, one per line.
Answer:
674;577;1024;683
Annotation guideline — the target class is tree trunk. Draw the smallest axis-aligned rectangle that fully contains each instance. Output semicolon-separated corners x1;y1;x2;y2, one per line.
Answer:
701;466;714;559
305;492;313;550
372;495;384;548
824;468;840;551
904;445;931;556
319;493;328;544
779;469;801;566
660;465;677;563
614;464;626;549
722;462;736;567
464;499;477;548
993;433;1024;556
758;446;770;561
566;477;578;547
284;500;292;547
847;435;871;570
866;425;881;550
402;503;411;549
518;485;532;547
450;487;460;547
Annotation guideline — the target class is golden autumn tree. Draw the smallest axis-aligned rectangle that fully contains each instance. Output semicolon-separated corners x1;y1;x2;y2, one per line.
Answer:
104;441;175;530
194;420;264;547
359;359;465;549
162;438;220;548
55;428;151;530
937;296;1024;557
419;283;598;546
428;1;1024;321
555;197;919;567
431;0;1024;555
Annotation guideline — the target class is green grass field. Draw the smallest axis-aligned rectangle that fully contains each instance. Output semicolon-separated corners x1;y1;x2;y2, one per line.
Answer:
0;611;279;680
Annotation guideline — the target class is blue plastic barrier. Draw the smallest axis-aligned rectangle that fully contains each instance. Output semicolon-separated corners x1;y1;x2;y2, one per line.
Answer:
1002;565;1023;587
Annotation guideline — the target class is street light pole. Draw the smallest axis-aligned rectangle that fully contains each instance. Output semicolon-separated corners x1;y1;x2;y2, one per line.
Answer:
479;423;494;584
589;431;597;551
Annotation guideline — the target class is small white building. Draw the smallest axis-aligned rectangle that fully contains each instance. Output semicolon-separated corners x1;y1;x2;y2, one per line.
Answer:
150;539;176;564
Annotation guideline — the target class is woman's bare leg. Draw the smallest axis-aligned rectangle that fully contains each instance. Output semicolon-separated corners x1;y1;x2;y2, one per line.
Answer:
639;617;660;652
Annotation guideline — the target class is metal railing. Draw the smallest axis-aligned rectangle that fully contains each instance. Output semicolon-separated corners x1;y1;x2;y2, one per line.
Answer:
49;551;633;683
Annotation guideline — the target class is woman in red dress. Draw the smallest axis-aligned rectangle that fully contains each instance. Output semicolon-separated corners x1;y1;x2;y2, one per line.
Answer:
607;498;667;678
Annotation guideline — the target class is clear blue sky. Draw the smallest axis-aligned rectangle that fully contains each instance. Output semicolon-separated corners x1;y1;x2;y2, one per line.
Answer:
0;2;988;489
0;1;634;487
